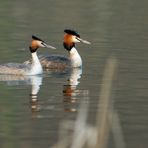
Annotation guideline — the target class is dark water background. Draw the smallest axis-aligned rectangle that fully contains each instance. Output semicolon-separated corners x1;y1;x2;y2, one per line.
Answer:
0;0;148;148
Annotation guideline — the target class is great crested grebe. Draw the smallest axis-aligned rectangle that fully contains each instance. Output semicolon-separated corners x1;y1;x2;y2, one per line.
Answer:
25;29;90;70
0;35;56;75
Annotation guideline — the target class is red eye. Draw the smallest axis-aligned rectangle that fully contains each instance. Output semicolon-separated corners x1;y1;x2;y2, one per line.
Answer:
76;37;80;41
41;42;44;45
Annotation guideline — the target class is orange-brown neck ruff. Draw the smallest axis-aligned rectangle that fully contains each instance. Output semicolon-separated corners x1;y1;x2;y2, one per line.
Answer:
63;34;75;51
64;34;74;43
30;40;39;53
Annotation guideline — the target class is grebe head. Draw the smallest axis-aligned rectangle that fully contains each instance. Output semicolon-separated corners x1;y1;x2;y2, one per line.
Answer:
63;29;91;51
30;35;56;53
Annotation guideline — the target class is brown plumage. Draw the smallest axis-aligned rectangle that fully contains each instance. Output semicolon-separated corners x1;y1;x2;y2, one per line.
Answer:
24;54;71;71
0;63;29;75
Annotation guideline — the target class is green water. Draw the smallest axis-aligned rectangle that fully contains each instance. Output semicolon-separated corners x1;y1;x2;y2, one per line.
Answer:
0;0;148;148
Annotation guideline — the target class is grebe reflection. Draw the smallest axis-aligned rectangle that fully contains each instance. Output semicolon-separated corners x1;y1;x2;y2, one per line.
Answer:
29;75;43;113
0;75;43;114
63;68;82;112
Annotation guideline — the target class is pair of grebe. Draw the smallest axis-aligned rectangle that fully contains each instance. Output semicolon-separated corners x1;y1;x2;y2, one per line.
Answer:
0;29;90;75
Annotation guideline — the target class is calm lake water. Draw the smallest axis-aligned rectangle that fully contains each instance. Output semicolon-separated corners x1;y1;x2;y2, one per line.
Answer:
0;0;148;148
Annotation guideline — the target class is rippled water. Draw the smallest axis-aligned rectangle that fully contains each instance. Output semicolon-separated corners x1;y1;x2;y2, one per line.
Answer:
0;0;148;148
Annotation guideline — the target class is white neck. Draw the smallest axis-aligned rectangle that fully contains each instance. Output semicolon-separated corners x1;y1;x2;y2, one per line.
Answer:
69;47;82;68
26;52;43;75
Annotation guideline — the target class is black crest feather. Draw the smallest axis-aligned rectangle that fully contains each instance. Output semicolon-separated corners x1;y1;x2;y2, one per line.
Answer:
64;29;80;37
32;35;44;42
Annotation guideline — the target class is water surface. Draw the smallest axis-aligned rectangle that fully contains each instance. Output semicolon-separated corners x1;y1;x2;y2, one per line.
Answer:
0;0;148;148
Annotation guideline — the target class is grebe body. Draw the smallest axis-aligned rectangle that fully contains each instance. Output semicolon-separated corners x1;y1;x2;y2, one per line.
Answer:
39;54;71;70
0;36;55;75
25;29;90;70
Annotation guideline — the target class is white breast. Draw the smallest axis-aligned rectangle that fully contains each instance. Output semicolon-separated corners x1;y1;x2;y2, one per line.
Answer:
26;52;43;75
69;47;82;68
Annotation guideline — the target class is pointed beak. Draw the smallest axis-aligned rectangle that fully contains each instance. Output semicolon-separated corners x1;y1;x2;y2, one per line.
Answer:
76;37;91;44
42;42;56;49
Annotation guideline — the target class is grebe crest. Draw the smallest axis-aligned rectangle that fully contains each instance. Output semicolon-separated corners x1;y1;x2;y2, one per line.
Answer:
0;36;56;75
63;29;91;68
